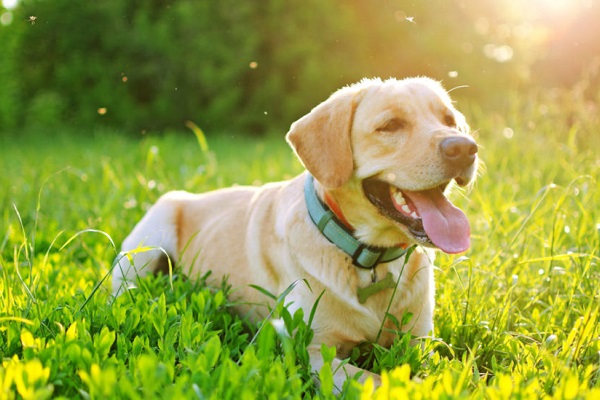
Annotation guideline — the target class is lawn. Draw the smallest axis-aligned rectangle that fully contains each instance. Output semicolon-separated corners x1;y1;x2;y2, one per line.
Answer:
1;88;599;398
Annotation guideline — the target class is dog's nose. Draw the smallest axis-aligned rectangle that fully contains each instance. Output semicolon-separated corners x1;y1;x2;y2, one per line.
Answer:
440;136;478;170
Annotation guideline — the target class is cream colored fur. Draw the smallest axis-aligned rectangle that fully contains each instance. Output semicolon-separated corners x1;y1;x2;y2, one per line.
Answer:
112;77;478;391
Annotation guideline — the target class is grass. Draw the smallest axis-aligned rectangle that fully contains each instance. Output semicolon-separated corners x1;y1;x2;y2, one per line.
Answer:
1;84;600;398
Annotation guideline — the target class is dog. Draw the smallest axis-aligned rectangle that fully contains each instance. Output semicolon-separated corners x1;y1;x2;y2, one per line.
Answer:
112;77;478;390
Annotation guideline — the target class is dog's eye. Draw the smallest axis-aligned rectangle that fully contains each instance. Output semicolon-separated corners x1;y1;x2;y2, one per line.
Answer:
376;118;408;132
444;114;456;127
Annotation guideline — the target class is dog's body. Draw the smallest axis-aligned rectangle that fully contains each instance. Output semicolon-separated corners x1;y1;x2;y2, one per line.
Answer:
113;77;478;389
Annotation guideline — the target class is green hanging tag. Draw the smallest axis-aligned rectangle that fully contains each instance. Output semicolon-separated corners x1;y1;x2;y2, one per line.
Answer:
357;272;396;304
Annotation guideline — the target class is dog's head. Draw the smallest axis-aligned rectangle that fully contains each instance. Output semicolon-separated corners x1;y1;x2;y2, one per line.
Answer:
286;77;478;254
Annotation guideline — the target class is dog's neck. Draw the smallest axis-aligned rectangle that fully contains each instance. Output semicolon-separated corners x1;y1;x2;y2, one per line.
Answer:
304;174;410;272
323;191;353;230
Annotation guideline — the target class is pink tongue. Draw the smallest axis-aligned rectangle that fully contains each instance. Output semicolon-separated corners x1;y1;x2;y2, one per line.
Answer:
401;188;470;254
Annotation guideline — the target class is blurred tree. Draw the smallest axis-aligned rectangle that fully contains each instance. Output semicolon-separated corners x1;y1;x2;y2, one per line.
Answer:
0;5;22;130
1;0;362;134
0;0;598;136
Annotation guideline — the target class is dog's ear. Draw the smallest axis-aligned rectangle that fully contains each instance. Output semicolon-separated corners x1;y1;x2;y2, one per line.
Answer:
286;90;356;189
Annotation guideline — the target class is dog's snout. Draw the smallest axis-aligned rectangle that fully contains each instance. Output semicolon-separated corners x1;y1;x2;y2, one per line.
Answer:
440;136;478;169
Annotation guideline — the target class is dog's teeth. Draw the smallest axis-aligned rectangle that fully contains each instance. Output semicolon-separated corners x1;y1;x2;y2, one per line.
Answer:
392;191;406;205
390;186;417;217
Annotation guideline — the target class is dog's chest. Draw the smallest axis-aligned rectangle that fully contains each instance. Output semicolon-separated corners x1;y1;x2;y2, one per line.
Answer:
354;253;433;341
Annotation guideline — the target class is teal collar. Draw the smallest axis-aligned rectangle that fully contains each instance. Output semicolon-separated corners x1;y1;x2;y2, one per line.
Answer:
304;174;409;271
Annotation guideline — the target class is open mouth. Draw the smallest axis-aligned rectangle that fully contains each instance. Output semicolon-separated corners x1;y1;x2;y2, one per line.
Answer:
362;178;470;254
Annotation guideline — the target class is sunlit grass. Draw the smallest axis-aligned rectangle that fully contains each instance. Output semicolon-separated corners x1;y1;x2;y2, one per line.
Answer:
1;85;599;398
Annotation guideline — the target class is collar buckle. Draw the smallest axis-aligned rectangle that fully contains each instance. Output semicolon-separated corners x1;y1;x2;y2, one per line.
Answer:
351;244;384;270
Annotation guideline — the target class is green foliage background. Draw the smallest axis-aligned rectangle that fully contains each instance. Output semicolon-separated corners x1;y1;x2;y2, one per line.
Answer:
2;0;599;135
2;0;600;398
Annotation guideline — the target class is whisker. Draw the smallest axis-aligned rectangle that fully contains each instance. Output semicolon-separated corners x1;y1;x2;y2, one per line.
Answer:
448;85;470;93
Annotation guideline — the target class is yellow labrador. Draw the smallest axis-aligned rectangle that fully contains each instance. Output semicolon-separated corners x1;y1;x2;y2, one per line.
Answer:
112;77;478;390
